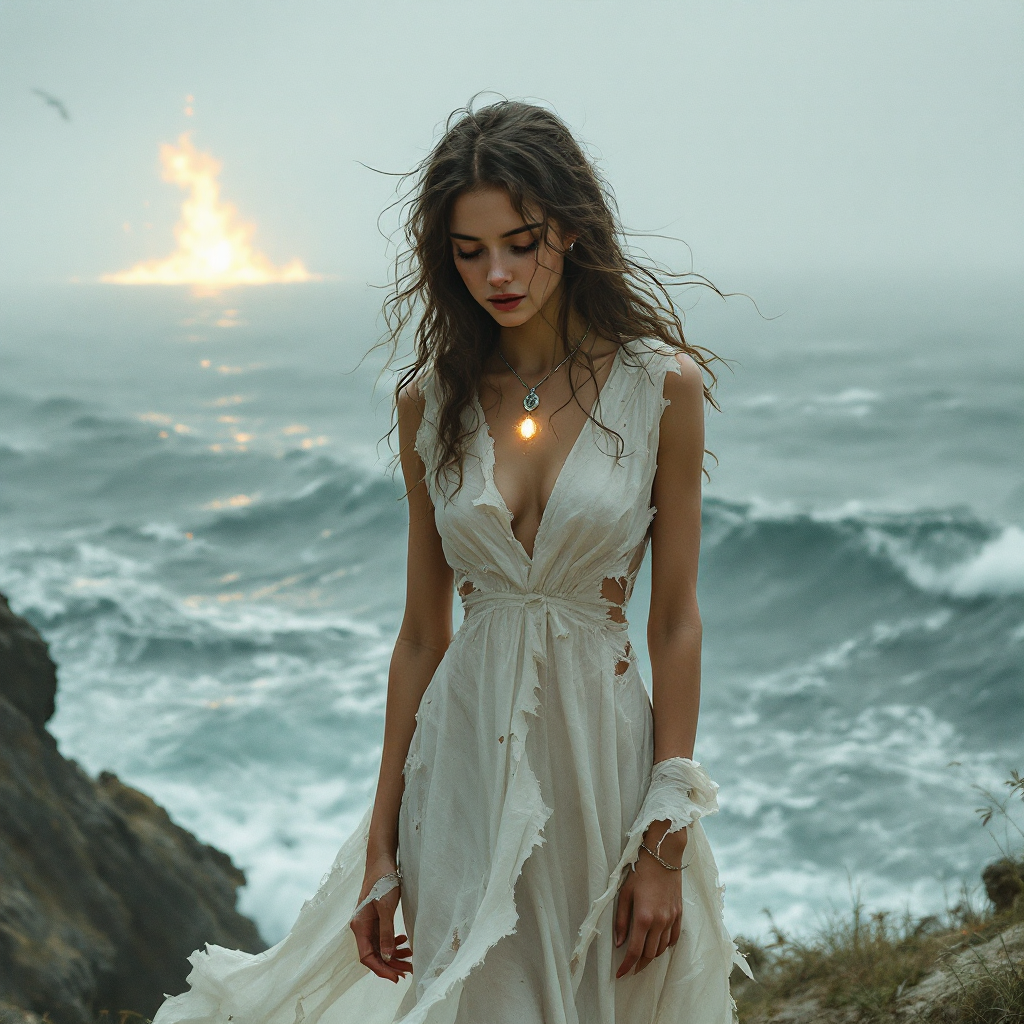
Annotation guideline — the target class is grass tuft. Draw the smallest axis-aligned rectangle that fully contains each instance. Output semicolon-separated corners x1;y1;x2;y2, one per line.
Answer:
734;768;1024;1022
734;896;1021;1019
938;954;1024;1023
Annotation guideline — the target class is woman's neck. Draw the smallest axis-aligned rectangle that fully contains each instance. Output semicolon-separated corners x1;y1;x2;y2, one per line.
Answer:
497;291;588;377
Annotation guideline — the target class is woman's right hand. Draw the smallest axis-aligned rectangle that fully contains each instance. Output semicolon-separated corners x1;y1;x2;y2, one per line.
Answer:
350;861;413;983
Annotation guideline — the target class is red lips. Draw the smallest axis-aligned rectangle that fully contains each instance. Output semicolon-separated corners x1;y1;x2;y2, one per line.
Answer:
488;294;526;312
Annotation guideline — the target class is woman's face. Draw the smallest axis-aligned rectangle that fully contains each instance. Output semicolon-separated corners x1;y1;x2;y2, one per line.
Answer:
449;187;575;327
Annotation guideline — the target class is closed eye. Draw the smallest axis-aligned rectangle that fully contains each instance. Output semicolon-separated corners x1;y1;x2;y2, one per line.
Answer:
454;239;538;261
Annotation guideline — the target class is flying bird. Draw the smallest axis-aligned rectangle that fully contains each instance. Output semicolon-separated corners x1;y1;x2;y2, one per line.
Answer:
32;88;71;121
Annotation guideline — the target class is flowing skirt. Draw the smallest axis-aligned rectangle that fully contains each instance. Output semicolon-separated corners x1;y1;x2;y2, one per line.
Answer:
153;598;747;1024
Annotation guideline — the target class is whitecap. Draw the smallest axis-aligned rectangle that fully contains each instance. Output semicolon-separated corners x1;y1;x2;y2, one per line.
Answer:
879;525;1024;598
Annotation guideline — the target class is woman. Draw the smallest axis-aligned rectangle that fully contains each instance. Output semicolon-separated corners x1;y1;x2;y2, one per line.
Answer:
153;100;749;1024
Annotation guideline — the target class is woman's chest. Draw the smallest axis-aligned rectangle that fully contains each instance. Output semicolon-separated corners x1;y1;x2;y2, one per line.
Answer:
436;417;652;567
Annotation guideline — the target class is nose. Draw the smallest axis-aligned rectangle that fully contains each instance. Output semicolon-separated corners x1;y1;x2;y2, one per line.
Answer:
486;254;513;289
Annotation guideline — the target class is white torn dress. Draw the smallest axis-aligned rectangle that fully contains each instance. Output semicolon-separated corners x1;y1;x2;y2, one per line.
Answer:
152;339;750;1024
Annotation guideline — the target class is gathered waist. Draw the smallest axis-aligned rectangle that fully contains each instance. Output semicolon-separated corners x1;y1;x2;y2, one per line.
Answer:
459;587;627;633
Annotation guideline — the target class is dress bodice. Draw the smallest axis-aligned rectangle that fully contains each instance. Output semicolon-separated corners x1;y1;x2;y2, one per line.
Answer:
415;340;681;621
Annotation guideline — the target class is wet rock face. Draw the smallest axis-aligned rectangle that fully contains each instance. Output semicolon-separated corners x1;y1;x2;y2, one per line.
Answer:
0;594;57;732
0;592;268;1024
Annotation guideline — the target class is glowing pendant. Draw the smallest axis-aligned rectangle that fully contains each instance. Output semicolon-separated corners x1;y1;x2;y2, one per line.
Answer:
518;416;538;440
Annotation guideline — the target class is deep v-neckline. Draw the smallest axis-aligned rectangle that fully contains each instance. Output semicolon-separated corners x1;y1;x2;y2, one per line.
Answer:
473;344;624;565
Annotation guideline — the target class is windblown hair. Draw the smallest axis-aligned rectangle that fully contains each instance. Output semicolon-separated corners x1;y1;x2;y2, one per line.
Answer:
381;98;723;492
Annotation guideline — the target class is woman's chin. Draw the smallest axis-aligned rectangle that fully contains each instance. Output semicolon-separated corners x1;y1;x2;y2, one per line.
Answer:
484;304;537;327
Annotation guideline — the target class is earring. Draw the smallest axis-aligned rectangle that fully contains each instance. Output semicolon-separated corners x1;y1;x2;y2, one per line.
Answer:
568;242;575;252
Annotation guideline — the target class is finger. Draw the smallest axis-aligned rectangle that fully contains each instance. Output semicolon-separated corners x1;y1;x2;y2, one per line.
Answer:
638;925;663;962
354;925;401;981
390;942;413;973
378;910;397;963
353;912;406;983
636;925;663;973
361;951;403;983
669;915;681;948
351;917;377;965
614;884;633;948
655;925;672;959
616;915;650;979
385;955;414;977
616;946;638;979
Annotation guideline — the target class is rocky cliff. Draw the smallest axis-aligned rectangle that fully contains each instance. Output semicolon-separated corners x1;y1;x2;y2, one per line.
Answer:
0;592;267;1023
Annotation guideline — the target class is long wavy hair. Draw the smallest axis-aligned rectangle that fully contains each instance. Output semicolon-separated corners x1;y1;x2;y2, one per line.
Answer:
380;99;723;492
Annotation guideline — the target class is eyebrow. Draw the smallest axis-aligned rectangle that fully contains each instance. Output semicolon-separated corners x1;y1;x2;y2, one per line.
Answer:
449;221;542;241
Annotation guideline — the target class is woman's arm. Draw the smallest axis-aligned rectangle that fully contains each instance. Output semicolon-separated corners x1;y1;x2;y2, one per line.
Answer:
615;351;706;978
646;351;706;764
352;381;454;982
366;382;455;861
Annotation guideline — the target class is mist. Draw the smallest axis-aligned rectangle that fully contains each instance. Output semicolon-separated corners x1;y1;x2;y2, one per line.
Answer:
1;1;1021;291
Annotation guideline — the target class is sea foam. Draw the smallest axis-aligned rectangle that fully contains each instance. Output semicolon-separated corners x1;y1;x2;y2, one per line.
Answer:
880;524;1024;599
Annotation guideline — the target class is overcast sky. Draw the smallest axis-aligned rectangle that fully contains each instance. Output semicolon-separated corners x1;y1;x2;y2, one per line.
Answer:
1;1;1021;288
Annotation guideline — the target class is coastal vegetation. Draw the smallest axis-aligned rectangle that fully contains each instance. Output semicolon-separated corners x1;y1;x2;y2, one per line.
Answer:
733;772;1024;1023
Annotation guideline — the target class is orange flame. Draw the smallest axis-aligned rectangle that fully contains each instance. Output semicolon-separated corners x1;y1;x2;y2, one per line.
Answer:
103;133;318;289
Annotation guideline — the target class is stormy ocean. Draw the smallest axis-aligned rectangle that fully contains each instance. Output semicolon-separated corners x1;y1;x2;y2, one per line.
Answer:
0;277;1020;944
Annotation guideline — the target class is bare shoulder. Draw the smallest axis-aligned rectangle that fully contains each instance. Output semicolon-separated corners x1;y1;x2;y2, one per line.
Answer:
397;378;427;430
656;350;705;466
663;350;704;393
662;350;705;410
396;378;431;478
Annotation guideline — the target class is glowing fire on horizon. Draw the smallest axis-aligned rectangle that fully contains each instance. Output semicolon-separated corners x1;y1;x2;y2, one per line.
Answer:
103;134;318;288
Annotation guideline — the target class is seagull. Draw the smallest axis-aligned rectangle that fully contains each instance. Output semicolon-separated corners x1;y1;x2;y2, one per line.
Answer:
32;88;71;121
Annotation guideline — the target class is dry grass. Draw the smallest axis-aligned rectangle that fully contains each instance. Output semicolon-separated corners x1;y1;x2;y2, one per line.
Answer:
924;936;1024;1024
734;770;1024;1022
739;903;985;1015
734;896;1023;1020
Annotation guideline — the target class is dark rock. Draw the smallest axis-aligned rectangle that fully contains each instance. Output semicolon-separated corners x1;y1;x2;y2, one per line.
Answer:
982;857;1024;914
0;593;267;1023
0;594;57;733
0;1002;42;1024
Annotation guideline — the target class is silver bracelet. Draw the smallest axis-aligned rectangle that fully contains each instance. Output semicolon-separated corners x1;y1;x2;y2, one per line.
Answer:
640;843;686;871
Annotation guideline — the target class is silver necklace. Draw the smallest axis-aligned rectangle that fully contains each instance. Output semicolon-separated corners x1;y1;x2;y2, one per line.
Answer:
497;324;592;413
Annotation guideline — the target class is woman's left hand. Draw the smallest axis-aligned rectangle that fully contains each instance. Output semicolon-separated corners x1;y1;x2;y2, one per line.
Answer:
614;822;686;978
